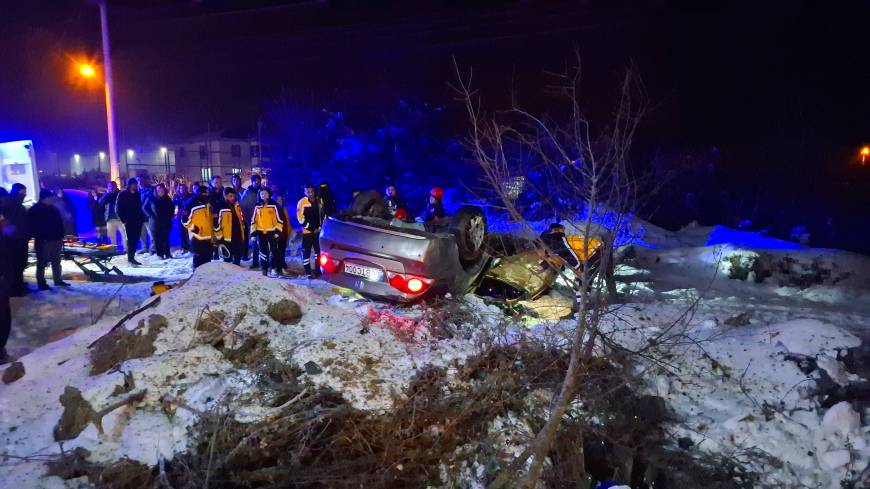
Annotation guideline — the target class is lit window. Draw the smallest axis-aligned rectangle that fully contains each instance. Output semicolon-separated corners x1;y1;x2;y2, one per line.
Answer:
201;167;212;181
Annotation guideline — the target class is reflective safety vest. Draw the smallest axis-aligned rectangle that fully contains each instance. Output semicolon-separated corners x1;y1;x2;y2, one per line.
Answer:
182;203;216;241
296;196;322;234
565;235;603;263
216;203;244;241
251;203;283;233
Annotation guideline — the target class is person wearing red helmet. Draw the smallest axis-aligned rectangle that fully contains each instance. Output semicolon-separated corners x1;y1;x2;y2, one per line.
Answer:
422;186;447;222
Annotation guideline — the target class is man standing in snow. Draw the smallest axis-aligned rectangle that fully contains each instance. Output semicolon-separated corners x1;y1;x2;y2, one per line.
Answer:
0;201;14;363
88;189;108;244
116;178;147;265
136;176;155;254
100;181;125;248
240;174;263;267
183;186;217;269
216;187;246;265
296;183;322;278
28;189;70;290
4;183;30;296
173;183;190;253
251;187;284;277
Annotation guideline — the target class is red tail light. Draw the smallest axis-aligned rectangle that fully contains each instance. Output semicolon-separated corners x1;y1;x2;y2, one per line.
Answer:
387;272;432;295
318;252;340;273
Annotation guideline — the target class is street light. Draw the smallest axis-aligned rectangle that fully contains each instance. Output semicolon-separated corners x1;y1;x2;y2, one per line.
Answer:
69;1;120;184
861;146;869;165
74;153;80;162
78;64;96;78
127;149;134;158
98;151;105;173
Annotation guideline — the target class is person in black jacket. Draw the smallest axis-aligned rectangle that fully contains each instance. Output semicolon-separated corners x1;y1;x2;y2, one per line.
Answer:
116;178;147;265
173;183;190;252
0;197;14;363
384;184;405;217
53;188;77;237
28;189;70;290
137;177;155;253
4;183;30;296
99;181;125;248
146;183;175;259
88;189;108;244
318;182;338;218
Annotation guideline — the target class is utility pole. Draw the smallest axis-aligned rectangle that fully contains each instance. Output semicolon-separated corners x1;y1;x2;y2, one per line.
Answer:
97;0;121;184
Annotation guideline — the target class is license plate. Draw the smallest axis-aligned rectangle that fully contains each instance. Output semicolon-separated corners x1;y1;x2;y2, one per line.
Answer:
344;263;383;282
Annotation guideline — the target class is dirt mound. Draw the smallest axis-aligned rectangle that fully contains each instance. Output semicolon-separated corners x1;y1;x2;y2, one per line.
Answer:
89;314;168;375
267;299;302;325
2;361;25;384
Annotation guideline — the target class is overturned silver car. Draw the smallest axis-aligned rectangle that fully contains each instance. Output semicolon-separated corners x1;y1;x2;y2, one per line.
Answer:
318;206;489;302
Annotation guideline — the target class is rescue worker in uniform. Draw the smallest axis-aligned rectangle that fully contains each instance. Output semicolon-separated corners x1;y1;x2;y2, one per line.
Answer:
421;186;447;223
251;187;284;277
296;183;322;277
215;187;246;265
182;186;217;269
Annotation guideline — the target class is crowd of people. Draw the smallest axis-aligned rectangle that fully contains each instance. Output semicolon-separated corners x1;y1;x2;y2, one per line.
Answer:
0;174;452;364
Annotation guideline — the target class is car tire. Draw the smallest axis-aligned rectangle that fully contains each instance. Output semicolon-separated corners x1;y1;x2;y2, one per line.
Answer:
450;205;487;267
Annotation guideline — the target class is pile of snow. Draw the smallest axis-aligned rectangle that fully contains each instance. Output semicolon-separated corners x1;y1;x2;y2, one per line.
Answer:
596;303;870;488
0;262;492;489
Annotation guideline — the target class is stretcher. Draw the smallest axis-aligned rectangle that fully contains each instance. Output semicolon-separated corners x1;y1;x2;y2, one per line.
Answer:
28;240;124;281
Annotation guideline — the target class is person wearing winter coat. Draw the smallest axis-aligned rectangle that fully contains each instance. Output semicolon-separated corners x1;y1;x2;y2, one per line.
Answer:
88;189;108;244
240;174;263;266
230;174;244;195
173;183;190;252
145;184;175;259
0;199;14;363
52;188;77;238
318;182;338;218
251;187;284;277
116;178;147;265
99;181;125;248
421;187;447;223
182;186;217;269
215;187;246;265
136;178;155;253
385;184;405;216
3;183;30;296
275;195;293;273
28;189;70;290
296;183;322;277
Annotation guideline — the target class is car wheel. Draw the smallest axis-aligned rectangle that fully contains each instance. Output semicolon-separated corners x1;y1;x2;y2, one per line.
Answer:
450;205;487;267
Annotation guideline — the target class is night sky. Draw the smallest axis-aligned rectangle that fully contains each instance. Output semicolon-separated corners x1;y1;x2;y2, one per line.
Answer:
2;0;870;248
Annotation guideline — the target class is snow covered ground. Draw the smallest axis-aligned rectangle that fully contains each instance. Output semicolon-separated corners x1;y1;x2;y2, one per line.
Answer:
6;250;193;360
1;224;869;488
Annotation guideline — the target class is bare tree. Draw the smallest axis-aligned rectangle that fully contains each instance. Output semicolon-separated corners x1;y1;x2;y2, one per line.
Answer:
454;53;651;488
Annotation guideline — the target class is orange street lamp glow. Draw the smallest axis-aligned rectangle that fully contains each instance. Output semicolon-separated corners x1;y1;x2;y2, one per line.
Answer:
79;64;96;78
861;146;870;165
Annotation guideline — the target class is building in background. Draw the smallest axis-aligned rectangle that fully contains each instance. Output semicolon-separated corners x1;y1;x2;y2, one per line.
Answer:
173;131;269;183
